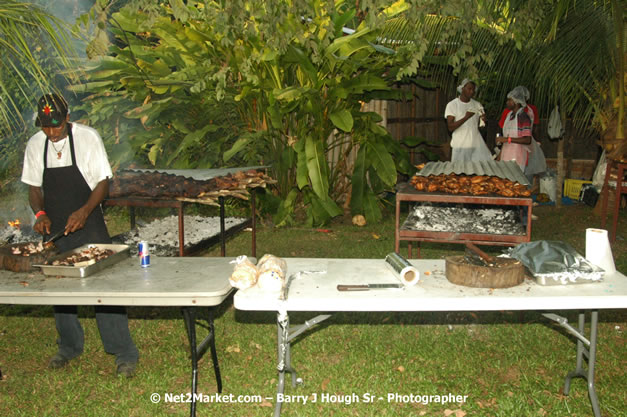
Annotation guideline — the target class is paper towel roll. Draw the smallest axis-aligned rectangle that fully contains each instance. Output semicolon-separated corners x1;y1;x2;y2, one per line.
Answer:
384;252;420;286
585;228;616;275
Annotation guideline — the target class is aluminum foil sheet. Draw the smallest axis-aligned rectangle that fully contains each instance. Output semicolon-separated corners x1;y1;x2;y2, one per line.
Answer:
506;240;604;285
414;160;530;186
402;203;525;235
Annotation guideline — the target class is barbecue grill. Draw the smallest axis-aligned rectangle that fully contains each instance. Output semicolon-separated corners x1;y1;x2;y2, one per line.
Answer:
396;161;533;258
104;166;274;256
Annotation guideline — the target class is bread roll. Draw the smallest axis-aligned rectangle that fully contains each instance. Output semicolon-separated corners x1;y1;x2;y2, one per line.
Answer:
228;256;258;290
256;254;287;292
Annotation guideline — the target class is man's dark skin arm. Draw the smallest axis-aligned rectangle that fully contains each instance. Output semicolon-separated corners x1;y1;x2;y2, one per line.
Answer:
29;186;50;235
446;111;475;132
30;178;109;236
496;135;532;145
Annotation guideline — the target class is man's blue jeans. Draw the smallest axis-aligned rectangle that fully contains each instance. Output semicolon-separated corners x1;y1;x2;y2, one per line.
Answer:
53;305;139;365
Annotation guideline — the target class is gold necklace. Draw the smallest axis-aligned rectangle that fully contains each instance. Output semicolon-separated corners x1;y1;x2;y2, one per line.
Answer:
50;139;67;159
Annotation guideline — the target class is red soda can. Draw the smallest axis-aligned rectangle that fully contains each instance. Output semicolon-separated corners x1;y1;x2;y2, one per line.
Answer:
138;241;150;267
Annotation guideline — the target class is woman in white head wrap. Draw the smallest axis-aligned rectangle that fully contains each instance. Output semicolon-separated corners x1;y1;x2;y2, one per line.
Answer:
444;78;492;162
496;88;533;171
497;86;546;180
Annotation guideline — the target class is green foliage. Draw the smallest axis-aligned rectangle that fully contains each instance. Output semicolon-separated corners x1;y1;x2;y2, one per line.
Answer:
0;1;78;132
74;0;414;226
379;0;624;135
71;3;245;170
72;0;625;224
0;0;79;175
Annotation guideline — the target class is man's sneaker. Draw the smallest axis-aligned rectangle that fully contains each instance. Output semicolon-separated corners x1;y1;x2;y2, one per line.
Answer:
48;354;70;369
116;362;137;378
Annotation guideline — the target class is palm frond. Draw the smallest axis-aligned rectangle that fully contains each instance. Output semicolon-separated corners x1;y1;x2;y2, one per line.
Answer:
0;0;79;134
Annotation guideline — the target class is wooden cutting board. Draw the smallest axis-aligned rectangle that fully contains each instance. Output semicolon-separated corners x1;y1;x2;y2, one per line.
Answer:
0;243;57;272
445;255;525;288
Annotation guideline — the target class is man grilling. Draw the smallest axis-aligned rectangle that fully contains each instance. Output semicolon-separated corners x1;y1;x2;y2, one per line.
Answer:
21;93;138;377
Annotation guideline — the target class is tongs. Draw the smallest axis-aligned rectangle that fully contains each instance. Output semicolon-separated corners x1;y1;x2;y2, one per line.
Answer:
43;229;66;249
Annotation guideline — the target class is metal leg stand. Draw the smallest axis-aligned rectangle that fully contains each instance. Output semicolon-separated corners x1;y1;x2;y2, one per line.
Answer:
274;311;332;417
182;307;223;417
543;311;600;417
129;206;136;229
219;196;226;257
251;191;256;258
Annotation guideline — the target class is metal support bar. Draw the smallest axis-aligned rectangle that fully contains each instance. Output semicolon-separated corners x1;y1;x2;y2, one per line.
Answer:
274;312;332;417
544;311;600;417
287;315;332;342
542;313;591;346
219;196;226;257
181;307;223;417
129;206;136;229
251;191;257;257
178;203;185;257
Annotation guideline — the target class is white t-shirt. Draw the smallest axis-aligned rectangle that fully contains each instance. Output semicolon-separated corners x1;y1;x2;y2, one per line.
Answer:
444;97;491;162
444;97;484;149
21;123;112;191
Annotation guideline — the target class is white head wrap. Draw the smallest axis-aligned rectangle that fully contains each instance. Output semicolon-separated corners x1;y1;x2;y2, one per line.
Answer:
457;78;477;94
507;88;527;107
512;86;530;101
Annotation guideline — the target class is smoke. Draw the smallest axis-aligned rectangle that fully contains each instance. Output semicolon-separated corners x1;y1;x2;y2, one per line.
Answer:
0;186;34;227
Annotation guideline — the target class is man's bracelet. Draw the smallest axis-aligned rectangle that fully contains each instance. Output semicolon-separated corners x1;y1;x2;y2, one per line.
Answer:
35;210;47;219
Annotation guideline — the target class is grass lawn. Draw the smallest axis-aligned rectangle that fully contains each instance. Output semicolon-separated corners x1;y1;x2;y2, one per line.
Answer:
0;200;625;417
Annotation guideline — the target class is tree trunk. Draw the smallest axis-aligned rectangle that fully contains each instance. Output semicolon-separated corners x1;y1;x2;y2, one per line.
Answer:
557;137;564;207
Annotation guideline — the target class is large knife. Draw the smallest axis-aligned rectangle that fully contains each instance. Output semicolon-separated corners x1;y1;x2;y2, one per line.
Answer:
337;284;404;291
43;228;67;250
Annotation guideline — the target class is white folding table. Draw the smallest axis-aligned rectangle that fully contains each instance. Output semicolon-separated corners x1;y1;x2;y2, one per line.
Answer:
0;256;236;417
234;258;627;417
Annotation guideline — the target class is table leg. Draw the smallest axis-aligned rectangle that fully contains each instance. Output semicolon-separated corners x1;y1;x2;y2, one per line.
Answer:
610;164;624;242
544;311;600;417
600;160;613;229
395;196;401;254
526;204;532;241
275;311;289;417
219;197;226;257
178;204;185;257
563;310;600;417
129;207;136;230
182;307;223;417
274;312;332;417
251;191;257;258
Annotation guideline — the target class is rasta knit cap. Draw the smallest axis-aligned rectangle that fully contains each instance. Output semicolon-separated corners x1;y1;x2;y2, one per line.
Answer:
36;93;69;127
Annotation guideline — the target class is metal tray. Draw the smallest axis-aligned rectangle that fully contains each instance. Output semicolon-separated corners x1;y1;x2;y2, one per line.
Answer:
33;244;130;278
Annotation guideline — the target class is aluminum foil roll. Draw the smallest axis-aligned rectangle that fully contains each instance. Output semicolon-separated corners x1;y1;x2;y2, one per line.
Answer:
384;252;420;286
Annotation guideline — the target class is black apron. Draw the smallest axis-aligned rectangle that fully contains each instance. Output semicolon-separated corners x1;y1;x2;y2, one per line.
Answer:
43;124;111;253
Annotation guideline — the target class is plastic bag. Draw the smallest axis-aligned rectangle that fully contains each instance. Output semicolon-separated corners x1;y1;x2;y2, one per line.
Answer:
256;254;288;292
547;106;564;139
592;150;607;190
524;138;547;176
228;255;258;290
